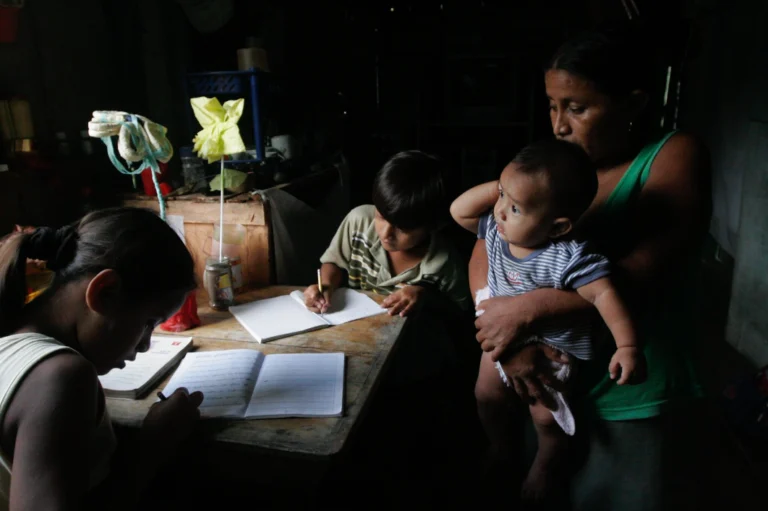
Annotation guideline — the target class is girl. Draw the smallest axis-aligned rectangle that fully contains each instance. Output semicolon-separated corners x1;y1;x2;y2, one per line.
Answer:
0;207;204;510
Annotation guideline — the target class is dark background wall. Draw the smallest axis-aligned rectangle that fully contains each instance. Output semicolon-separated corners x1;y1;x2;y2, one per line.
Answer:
0;0;686;222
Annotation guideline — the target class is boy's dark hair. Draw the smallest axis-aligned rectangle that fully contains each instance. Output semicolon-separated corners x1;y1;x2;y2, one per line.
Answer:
0;207;196;336
511;139;597;221
372;150;448;231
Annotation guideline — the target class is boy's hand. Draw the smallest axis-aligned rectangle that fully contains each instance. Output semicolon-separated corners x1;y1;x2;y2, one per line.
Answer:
381;285;424;317
609;347;647;385
304;284;332;313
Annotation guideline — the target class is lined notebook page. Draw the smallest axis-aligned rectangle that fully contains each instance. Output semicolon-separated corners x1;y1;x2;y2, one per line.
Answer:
162;350;264;418
99;336;192;396
244;353;345;419
289;289;385;326
230;295;329;342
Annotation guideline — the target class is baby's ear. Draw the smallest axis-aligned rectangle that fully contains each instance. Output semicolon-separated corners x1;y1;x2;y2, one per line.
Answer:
549;217;573;239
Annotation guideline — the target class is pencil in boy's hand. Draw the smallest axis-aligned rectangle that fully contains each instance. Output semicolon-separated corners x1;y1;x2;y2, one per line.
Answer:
157;391;167;401
317;269;323;293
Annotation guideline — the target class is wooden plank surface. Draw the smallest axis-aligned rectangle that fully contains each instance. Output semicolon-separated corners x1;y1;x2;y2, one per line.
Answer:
122;195;272;288
123;196;266;226
183;223;271;289
106;286;405;457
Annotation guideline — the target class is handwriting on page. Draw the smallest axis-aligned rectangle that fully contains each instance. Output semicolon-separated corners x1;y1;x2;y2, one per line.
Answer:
245;353;344;418
163;350;262;414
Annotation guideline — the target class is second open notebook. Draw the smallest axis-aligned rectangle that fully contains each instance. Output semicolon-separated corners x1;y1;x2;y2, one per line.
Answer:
161;350;345;419
229;288;386;343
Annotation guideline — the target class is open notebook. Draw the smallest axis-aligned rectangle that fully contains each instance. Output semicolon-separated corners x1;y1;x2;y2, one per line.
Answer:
161;350;345;419
229;288;386;343
99;336;193;399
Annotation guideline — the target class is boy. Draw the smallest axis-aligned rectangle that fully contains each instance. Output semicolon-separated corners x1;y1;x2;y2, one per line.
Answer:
450;139;646;501
305;150;470;316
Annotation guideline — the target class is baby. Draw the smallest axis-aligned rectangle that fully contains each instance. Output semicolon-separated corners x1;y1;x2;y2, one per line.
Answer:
451;139;647;501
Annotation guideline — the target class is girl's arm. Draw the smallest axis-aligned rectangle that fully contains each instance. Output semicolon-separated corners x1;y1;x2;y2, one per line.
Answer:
8;354;97;511
450;181;499;234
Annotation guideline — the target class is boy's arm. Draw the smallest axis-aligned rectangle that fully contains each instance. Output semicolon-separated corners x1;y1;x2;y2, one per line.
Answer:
450;181;499;234
320;262;345;292
576;277;637;350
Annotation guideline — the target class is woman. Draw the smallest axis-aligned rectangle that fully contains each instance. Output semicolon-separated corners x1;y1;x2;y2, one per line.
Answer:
472;28;712;509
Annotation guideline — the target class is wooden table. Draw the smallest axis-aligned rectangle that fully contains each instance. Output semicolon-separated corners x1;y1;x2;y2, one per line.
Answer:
106;286;405;460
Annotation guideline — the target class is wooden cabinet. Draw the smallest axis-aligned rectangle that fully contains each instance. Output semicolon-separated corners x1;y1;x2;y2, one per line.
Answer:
122;193;273;290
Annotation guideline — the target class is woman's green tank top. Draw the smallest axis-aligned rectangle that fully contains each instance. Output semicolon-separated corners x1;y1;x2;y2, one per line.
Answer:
581;131;704;420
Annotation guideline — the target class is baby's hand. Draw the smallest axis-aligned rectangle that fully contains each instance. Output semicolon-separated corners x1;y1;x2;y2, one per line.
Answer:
381;285;425;317
609;346;647;385
304;284;332;313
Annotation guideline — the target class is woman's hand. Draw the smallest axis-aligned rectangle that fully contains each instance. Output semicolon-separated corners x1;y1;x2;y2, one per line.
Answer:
498;344;570;409
475;295;534;361
381;285;425;317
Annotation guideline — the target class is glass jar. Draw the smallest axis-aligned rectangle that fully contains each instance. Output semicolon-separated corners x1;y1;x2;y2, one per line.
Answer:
204;258;234;310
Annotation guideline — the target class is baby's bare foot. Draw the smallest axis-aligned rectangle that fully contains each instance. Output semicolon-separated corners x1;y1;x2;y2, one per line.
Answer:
521;453;555;505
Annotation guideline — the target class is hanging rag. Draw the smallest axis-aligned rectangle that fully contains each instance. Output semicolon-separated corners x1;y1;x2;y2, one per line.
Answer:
88;111;173;219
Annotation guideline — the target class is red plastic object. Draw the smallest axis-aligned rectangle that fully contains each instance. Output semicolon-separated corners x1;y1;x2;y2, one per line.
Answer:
140;160;173;196
159;292;201;332
0;8;20;44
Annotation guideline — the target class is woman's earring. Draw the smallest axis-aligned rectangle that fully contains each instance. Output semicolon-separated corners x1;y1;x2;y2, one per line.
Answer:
628;121;634;133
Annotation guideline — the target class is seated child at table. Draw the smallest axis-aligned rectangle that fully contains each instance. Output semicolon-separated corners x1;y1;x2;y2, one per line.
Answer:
304;150;470;316
304;150;472;385
450;139;646;502
0;208;203;509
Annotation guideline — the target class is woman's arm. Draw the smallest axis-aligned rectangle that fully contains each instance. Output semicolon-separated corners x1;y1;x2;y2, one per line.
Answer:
468;239;490;298
471;239;594;359
613;133;711;306
476;287;594;361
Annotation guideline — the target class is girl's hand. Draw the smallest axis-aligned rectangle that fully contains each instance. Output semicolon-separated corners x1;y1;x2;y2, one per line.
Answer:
142;387;204;458
381;285;425;317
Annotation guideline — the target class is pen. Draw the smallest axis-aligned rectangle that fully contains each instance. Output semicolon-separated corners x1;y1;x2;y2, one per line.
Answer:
157;391;167;401
317;269;326;316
